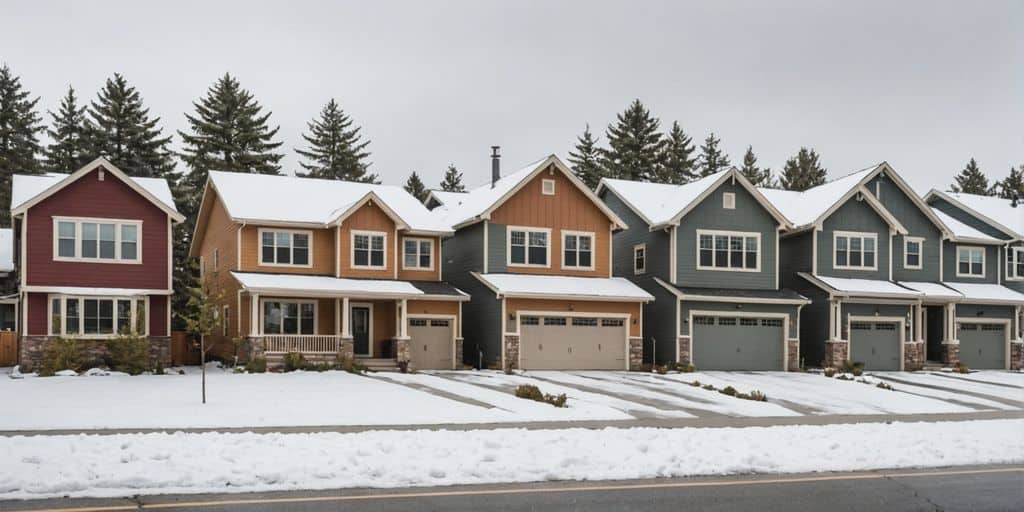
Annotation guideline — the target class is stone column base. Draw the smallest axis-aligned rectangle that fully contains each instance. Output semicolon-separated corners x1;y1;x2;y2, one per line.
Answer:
940;342;960;366
1011;342;1023;371
242;336;265;362
677;336;691;365
823;340;849;369
628;336;643;370
786;339;800;371
454;337;464;369
903;341;925;371
503;334;520;371
394;338;411;365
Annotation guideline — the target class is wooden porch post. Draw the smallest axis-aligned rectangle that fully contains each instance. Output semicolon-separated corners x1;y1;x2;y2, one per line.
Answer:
342;297;350;337
250;293;260;336
399;299;408;338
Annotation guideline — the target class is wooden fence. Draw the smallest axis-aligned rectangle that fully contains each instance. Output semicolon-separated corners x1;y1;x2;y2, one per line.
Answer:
0;331;17;366
171;331;201;366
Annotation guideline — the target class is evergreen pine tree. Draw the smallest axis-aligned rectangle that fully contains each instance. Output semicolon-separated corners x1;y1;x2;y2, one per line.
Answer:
439;164;466;192
950;158;992;195
567;124;605;188
697;132;731;177
657;121;697;184
739;145;773;187
778;147;827;191
295;99;376;183
84;74;176;179
43;85;90;172
0;64;43;226
404;171;428;202
600;99;665;181
997;164;1023;205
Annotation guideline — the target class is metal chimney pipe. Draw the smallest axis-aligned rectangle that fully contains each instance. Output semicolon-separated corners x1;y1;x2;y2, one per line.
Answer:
491;146;501;188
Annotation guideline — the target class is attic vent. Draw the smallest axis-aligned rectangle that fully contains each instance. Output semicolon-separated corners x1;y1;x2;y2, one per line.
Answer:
98;169;105;181
723;192;735;210
542;179;555;196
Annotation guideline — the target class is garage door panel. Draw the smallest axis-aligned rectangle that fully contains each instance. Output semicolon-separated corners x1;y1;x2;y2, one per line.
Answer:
408;318;453;370
849;321;900;371
520;315;626;370
693;316;784;371
958;323;1005;370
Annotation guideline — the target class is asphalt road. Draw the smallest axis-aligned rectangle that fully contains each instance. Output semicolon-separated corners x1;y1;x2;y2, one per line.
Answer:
4;466;1022;512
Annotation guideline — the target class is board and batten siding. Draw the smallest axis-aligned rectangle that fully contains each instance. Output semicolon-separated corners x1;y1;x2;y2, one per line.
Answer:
675;180;779;290
865;175;942;282
942;241;1000;284
816;198;891;280
928;197;1011;240
779;230;813;290
338;202;397;279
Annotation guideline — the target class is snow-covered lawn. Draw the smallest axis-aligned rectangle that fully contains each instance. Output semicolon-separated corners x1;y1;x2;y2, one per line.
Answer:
871;372;1024;403
0;419;1019;500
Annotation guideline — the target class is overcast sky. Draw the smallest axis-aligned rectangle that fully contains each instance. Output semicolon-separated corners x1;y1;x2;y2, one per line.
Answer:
4;0;1021;193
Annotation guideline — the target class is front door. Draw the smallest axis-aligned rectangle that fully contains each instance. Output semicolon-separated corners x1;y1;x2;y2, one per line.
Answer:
352;306;371;356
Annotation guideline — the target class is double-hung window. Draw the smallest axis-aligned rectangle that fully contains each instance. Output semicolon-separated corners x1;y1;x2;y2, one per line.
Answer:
957;246;985;277
633;244;646;275
834;232;877;270
697;230;760;271
508;227;549;267
904;237;923;270
53;218;141;263
1007;247;1024;280
352;231;386;269
562;231;594;270
50;296;147;336
262;300;315;335
260;229;311;266
403;238;433;270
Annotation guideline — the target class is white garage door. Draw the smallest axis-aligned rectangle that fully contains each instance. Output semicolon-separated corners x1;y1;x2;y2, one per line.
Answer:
407;318;454;370
519;315;627;370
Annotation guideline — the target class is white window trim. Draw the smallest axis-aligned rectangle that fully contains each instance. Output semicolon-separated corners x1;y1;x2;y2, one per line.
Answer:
832;231;879;271
633;243;647;275
541;179;556;195
47;294;150;338
1007;246;1024;281
350;230;388;270
956;245;986;278
722;192;736;210
695;229;762;273
52;216;143;264
560;230;596;271
903;236;924;270
401;237;434;271
258;228;314;268
507;226;552;268
258;298;318;335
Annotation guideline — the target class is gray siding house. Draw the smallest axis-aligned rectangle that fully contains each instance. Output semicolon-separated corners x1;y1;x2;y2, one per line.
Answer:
598;168;809;371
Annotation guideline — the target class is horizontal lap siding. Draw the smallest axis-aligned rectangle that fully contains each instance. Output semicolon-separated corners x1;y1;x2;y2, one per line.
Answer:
25;168;170;290
600;190;670;282
197;193;242;356
239;224;335;276
943;242;999;284
505;298;641;338
929;197;1011;240
818;198;891;280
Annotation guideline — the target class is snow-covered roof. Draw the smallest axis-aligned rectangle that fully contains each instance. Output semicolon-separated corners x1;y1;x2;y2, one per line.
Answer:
473;273;653;301
424;190;468;210
0;228;13;273
758;165;880;228
897;281;962;300
11;172;179;216
231;272;469;300
431;155;627;230
930;191;1023;239
598;171;728;226
799;273;921;298
208;171;452;233
941;282;1024;304
931;209;1002;243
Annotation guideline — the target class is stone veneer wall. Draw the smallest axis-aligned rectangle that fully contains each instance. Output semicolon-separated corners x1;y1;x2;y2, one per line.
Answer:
19;335;172;372
1012;342;1023;371
823;340;849;369
455;338;464;369
628;337;643;370
503;334;520;371
940;343;960;366
677;337;691;365
903;341;925;371
786;339;800;371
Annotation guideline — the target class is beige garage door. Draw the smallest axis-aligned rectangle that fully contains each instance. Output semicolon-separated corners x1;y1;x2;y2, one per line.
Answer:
408;318;454;370
519;315;626;370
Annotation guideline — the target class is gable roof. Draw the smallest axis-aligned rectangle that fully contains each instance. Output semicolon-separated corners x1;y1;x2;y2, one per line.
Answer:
758;163;910;235
204;171;452;233
424;190;468;210
430;155;628;231
925;190;1023;240
10;157;183;222
930;208;1003;244
597;168;792;230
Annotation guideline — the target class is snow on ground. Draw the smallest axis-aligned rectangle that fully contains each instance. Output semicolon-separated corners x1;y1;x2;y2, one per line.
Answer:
871;372;1024;403
0;420;1019;500
932;371;1024;388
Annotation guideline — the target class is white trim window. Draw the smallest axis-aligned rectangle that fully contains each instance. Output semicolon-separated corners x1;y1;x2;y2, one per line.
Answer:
402;237;433;271
1007;246;1024;281
956;246;985;278
541;179;556;195
834;231;877;270
53;217;142;263
722;192;736;210
49;295;148;337
633;244;646;275
352;231;387;269
562;231;594;270
262;300;316;335
260;229;312;267
508;226;550;267
697;230;760;271
904;237;924;270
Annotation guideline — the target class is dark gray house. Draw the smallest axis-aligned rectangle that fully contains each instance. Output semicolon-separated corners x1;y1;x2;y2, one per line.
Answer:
597;168;809;371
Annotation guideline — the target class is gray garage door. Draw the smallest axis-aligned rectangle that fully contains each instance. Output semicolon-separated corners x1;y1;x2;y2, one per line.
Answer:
692;316;785;371
849;321;900;370
407;318;453;370
958;323;1006;370
519;316;626;370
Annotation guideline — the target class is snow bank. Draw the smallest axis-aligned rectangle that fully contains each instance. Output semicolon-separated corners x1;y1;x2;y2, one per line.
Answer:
0;420;1019;499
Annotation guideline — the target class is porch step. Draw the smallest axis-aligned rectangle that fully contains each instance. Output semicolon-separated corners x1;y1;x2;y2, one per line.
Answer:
357;357;401;372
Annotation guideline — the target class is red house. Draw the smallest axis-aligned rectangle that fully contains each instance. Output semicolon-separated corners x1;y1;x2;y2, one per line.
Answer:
10;157;184;369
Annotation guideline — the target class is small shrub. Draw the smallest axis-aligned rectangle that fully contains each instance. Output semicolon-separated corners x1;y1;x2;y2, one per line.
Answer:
719;385;738;397
689;380;702;387
398;361;409;374
153;359;165;375
283;352;306;372
40;338;85;376
544;393;568;408
107;333;151;375
746;390;767;402
515;384;544;401
655;365;668;375
955;362;970;374
823;367;836;378
836;374;852;381
672;362;696;373
851;367;863;377
245;357;267;373
702;384;715;391
876;381;894;391
842;360;865;375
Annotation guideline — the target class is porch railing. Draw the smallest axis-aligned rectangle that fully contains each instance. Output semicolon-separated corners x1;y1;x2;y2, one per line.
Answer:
262;335;341;354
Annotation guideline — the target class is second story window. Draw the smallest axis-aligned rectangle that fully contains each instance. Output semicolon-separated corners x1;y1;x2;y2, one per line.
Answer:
352;231;386;269
1007;247;1024;280
403;238;433;270
562;231;594;270
904;237;923;270
957;246;985;277
697;230;759;271
508;227;549;267
634;244;646;275
260;229;311;267
834;232;877;270
54;218;141;263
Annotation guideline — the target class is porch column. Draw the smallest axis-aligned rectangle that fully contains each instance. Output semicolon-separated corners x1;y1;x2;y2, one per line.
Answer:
945;303;957;343
341;297;350;337
250;293;260;336
917;303;925;342
399;299;408;338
